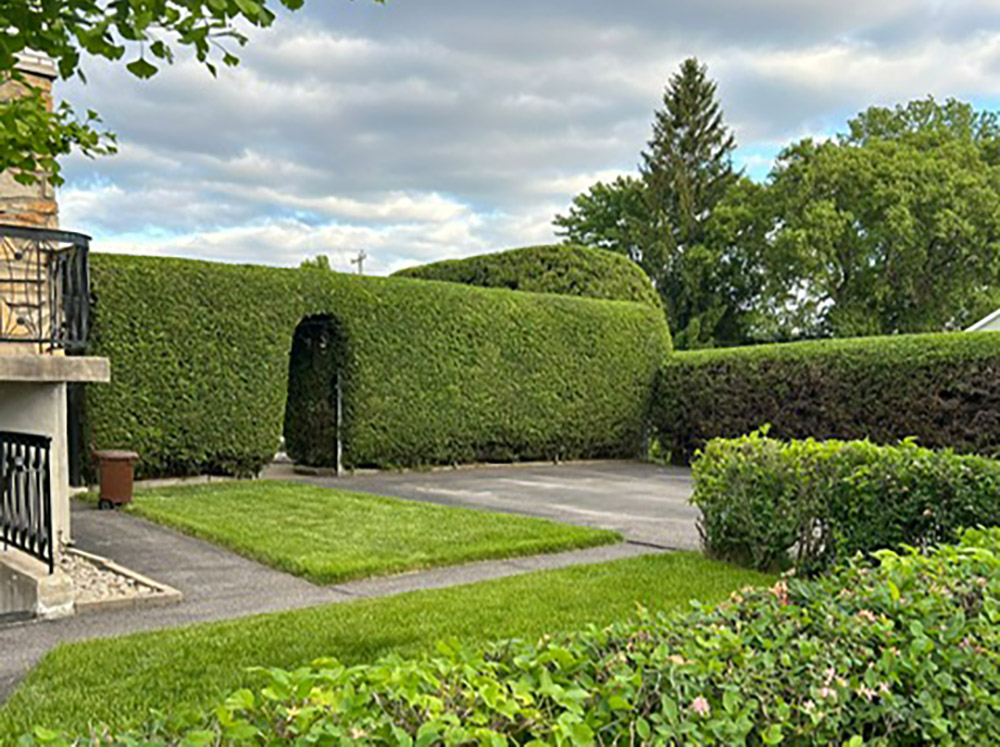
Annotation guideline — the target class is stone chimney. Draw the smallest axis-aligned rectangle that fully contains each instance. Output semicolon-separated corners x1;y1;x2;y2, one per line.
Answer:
0;53;59;228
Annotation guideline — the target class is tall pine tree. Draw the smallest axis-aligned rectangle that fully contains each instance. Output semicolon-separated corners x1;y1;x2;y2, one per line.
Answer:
555;58;750;348
639;57;740;347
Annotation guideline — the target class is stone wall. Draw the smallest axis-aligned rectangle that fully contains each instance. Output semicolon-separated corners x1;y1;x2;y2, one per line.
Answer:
0;57;61;353
0;57;59;229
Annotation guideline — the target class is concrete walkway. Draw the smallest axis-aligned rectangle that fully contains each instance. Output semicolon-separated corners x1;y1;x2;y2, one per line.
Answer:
0;498;664;701
266;460;698;549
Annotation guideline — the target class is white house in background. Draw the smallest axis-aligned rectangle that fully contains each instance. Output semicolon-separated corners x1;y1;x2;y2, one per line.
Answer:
966;308;1000;332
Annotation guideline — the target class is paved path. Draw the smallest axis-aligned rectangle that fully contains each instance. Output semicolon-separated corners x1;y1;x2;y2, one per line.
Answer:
266;460;698;550
0;498;664;701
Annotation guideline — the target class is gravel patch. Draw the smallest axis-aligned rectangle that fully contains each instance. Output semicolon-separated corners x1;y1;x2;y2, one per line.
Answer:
59;552;163;606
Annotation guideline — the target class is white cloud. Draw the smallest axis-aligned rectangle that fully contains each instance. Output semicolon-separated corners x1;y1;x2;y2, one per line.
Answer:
52;0;1000;273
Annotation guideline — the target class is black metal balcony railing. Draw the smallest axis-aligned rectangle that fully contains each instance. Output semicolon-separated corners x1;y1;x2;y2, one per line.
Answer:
0;225;90;353
0;431;54;573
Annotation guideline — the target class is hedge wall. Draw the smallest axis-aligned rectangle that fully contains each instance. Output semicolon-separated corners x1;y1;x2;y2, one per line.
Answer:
393;244;661;307
80;254;671;479
654;332;1000;464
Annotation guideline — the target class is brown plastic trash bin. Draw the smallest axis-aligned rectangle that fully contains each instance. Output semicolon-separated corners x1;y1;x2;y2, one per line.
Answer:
93;450;140;509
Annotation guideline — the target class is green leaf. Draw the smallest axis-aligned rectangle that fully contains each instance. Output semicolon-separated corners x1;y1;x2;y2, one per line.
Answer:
126;58;159;78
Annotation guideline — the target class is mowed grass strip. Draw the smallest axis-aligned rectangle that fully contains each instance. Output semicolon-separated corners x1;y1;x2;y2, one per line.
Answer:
116;481;620;584
0;553;772;739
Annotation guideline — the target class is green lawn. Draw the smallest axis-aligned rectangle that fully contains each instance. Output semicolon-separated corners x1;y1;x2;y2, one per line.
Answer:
0;552;772;739
114;481;619;584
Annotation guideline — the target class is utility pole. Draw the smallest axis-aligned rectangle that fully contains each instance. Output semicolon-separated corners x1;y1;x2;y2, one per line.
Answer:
350;249;368;275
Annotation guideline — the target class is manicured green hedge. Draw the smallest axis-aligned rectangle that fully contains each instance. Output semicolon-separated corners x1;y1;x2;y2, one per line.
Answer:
80;254;670;479
693;432;1000;573
393;244;661;307
37;528;1000;744
654;331;1000;464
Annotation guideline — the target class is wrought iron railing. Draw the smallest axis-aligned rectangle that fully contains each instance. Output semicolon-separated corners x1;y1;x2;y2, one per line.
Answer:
0;431;54;573
0;225;90;353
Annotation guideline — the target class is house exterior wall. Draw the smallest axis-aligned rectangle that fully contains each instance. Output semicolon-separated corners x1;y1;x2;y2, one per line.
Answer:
0;382;71;549
0;56;59;230
0;56;61;355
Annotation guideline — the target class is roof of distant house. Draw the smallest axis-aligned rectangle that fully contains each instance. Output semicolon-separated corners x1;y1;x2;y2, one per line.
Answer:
966;307;1000;331
15;51;56;79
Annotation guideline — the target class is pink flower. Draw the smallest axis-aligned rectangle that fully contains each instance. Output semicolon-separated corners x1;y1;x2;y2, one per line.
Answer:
817;687;836;699
857;609;877;623
771;580;790;606
690;696;711;716
857;686;877;702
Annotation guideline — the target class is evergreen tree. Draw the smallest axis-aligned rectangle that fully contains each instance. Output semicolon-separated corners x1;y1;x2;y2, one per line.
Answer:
641;58;738;253
639;57;741;347
554;58;753;348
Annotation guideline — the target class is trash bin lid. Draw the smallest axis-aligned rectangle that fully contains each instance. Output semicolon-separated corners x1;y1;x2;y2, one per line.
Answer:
93;449;140;461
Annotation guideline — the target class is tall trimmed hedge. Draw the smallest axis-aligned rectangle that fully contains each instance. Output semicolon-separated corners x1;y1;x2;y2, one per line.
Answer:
393;244;661;307
80;254;671;479
654;332;1000;464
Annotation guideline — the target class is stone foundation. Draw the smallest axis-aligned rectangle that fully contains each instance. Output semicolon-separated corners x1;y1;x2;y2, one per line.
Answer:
0;548;74;621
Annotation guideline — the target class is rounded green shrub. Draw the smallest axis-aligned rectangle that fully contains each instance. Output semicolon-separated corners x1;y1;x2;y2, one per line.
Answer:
35;528;1000;744
80;254;671;479
654;332;1000;464
393;244;661;307
692;431;1000;573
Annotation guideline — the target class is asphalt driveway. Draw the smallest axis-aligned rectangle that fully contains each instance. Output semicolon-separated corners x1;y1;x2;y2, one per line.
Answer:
267;460;699;550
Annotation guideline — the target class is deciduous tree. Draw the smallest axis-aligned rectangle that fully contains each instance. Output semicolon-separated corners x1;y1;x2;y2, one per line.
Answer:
0;1;376;184
763;128;1000;337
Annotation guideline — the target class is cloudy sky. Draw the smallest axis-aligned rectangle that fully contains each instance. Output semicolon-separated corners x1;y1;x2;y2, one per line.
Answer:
56;0;1000;275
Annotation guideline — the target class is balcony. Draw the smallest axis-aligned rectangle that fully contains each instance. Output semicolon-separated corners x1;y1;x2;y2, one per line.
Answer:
0;224;90;354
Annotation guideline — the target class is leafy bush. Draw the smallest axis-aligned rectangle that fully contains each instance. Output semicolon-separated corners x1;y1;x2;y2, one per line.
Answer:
693;431;1000;573
79;254;670;479
393;244;661;307
654;331;1000;464
34;528;1000;745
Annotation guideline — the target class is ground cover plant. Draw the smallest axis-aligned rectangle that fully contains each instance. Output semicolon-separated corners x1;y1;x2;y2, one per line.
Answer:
25;529;1000;744
107;481;618;584
0;553;771;739
654;331;1000;464
693;431;1000;573
393;244;661;308
79;254;670;480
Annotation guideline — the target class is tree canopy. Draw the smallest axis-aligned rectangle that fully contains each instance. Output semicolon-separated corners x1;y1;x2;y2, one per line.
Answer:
300;254;333;271
0;0;377;184
556;94;1000;345
763;125;1000;338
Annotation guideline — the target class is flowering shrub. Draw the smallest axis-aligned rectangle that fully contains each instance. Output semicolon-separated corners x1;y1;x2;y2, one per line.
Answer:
28;529;1000;745
692;431;1000;573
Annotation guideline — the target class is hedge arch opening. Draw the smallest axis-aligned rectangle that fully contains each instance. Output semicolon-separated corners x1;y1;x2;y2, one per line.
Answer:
283;314;348;472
